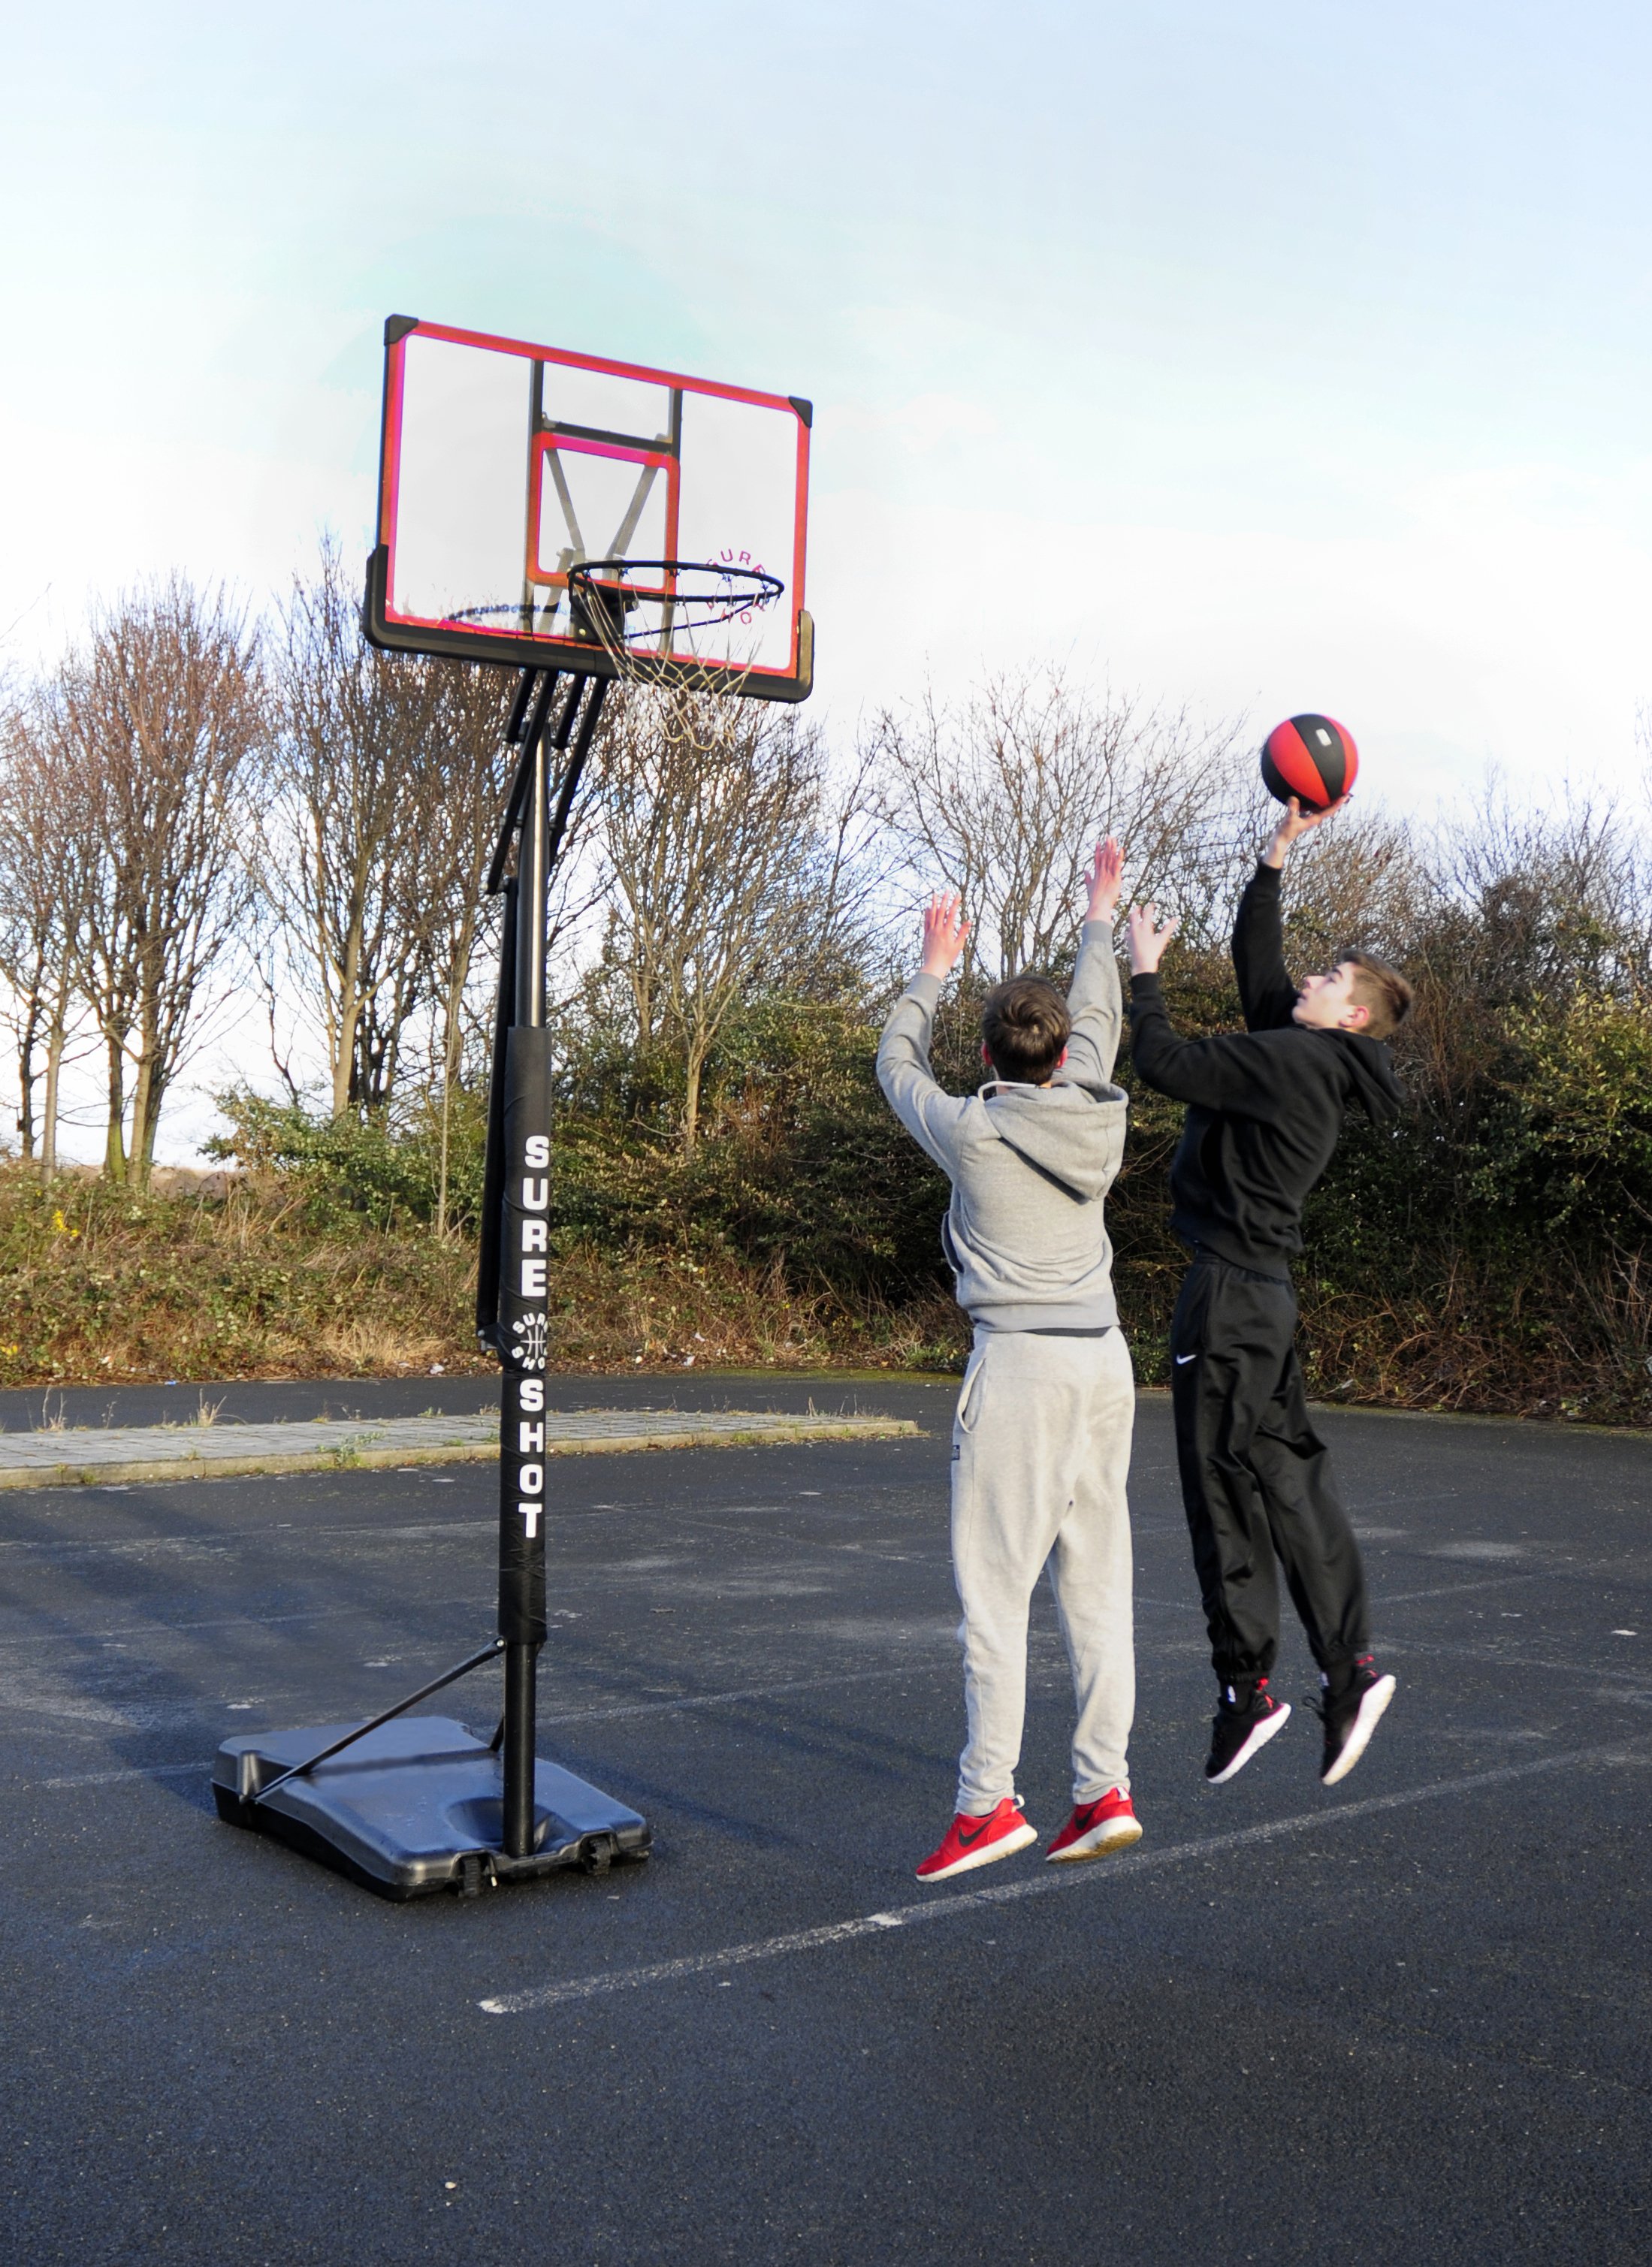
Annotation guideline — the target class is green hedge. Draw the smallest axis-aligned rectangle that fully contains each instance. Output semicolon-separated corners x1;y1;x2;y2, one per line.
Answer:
207;939;1652;1423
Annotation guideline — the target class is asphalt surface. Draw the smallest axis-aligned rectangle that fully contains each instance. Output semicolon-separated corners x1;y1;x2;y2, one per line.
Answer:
2;1383;1650;2263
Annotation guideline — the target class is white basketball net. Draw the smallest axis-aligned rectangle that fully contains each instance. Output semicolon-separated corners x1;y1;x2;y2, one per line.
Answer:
566;560;782;699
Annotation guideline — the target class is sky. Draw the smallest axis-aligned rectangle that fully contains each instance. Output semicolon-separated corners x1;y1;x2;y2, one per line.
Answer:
2;1;1649;1155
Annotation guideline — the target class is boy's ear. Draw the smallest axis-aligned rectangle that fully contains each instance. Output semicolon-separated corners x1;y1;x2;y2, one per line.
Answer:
1339;1002;1371;1032
980;1043;993;1066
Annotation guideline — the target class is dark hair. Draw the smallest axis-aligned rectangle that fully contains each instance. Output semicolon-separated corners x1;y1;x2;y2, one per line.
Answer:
981;977;1071;1083
1340;949;1413;1040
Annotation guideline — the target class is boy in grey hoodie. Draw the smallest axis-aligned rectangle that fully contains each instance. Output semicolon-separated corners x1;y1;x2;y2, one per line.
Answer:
877;840;1140;1882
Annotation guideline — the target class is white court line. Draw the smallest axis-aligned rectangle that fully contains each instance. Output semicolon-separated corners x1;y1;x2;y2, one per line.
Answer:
34;1760;205;1789
10;1666;935;1791
479;1743;1639;2016
1381;1634;1652;1683
8;1575;1604;1789
539;1665;917;1728
0;1602;387;1650
1123;1572;1543;1619
1379;1571;1544;1606
0;1517;484;1559
0;1563;1533;1680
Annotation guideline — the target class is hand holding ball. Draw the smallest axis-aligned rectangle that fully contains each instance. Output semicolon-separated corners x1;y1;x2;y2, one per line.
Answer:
1261;715;1358;811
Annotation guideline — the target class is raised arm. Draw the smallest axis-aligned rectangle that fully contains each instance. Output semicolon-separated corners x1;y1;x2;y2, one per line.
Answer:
1062;837;1125;1088
1236;794;1353;1031
876;892;974;1173
1128;982;1292;1116
1126;899;1288;1118
1231;865;1296;1031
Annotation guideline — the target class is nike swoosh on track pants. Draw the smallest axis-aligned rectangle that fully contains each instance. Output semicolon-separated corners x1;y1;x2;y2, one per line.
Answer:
1170;1253;1369;1685
950;1327;1136;1814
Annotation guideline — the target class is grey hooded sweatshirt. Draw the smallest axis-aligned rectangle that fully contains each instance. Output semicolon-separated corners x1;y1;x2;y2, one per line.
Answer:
876;924;1128;1333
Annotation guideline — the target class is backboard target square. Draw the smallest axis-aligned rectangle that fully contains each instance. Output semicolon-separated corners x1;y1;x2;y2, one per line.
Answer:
527;433;677;598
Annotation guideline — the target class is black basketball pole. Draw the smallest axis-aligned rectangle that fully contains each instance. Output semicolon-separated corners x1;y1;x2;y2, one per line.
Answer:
490;666;610;1860
497;682;554;1858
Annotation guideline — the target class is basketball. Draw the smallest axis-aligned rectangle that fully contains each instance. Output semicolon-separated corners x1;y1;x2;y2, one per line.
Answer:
1261;714;1358;811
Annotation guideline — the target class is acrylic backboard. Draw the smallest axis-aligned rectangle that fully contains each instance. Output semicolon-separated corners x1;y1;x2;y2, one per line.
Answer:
364;317;813;701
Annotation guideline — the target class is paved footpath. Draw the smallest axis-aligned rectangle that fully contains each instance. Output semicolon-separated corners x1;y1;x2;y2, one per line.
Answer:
0;1405;917;1489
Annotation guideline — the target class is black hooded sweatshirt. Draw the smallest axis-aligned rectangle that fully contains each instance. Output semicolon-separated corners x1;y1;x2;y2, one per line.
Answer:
1127;862;1405;1275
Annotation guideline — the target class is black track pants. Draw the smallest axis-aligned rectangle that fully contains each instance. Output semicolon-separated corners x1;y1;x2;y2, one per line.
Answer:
1170;1254;1369;1685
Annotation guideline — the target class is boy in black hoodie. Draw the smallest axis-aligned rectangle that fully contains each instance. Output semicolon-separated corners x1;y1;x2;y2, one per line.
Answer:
1125;795;1410;1787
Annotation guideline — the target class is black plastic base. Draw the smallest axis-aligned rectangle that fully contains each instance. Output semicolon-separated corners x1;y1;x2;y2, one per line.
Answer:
213;1716;650;1901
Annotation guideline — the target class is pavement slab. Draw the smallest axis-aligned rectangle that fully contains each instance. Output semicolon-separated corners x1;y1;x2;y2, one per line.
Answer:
0;1405;919;1489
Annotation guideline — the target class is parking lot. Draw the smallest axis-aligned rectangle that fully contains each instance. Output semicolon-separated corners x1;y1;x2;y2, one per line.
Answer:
2;1378;1649;2263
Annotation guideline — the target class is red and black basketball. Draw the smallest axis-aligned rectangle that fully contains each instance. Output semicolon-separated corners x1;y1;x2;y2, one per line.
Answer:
1260;714;1358;811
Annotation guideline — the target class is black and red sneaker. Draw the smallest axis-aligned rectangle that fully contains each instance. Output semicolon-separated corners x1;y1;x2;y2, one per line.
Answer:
1046;1787;1143;1863
915;1796;1037;1882
1315;1656;1397;1786
1204;1677;1291;1785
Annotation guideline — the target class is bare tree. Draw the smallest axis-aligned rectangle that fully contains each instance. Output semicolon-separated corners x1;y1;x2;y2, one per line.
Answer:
260;541;452;1118
596;685;855;1150
1431;780;1652;1003
1247;790;1424;970
408;663;526;1234
0;689;88;1170
871;666;1247;980
50;580;263;1182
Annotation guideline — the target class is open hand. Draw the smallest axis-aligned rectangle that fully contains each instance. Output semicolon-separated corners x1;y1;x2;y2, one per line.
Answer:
1126;902;1180;974
1084;835;1125;924
920;891;971;980
1264;793;1351;868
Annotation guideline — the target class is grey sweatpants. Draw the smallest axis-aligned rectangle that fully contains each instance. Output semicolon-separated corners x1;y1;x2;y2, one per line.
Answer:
950;1326;1137;1814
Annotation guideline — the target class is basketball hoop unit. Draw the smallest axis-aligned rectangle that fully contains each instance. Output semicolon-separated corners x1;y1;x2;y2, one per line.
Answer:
213;317;814;1900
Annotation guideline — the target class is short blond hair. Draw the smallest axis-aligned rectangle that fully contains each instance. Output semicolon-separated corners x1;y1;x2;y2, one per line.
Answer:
1341;949;1412;1040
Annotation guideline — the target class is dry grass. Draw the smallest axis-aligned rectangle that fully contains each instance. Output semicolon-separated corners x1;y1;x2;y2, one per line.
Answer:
0;1168;491;1384
542;1246;966;1375
1294;1245;1652;1426
0;1166;966;1387
3;1163;1644;1423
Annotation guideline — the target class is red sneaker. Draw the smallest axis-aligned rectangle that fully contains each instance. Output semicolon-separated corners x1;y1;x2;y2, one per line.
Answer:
915;1796;1037;1882
1045;1787;1143;1863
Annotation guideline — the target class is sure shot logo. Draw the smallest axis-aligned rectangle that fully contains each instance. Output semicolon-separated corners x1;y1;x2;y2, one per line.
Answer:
515;1373;547;1538
509;1137;552;1541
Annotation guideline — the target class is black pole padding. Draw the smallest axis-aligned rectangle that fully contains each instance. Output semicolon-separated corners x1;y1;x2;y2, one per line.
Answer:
474;875;518;1351
496;1023;554;1649
497;707;554;1860
502;1641;539;1858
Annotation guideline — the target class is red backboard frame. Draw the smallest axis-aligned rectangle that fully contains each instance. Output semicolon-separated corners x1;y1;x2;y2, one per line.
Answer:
364;316;813;702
